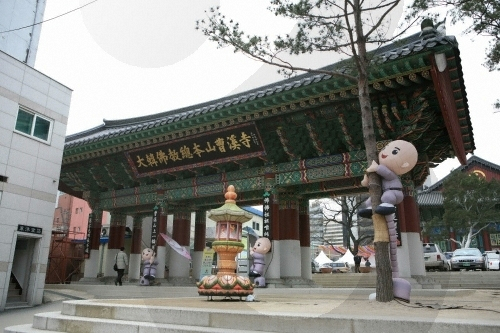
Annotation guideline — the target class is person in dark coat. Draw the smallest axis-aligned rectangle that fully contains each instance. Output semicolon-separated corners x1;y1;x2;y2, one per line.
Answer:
354;255;362;273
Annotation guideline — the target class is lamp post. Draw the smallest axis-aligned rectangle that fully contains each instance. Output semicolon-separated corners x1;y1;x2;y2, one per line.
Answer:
197;185;254;299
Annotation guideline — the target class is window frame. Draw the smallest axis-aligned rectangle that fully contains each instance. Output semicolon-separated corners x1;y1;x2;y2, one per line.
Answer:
14;107;53;144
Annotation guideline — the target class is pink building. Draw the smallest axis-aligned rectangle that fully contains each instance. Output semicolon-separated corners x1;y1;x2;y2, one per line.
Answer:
47;194;109;284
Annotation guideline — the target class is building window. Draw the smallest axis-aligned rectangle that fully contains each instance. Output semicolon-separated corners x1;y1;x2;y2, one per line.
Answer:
252;221;260;231
15;108;53;142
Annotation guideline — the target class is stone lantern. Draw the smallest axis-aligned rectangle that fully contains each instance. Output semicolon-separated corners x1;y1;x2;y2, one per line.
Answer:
197;185;254;299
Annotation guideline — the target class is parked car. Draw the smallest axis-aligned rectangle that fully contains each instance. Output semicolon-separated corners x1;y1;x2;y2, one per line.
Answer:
330;261;350;273
483;251;500;271
423;243;447;271
450;248;486;271
311;261;321;273
444;252;454;270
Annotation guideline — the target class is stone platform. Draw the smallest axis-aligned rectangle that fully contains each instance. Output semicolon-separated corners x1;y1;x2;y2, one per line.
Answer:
4;285;500;333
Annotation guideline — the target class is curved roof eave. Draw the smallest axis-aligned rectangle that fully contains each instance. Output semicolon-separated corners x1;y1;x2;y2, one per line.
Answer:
64;31;458;149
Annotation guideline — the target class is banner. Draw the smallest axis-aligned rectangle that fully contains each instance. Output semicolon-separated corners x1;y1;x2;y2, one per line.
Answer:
151;206;159;253
262;191;272;240
160;232;191;260
84;213;92;258
199;248;215;280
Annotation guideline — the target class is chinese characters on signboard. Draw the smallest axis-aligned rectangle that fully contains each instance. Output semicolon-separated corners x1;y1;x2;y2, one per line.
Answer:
84;213;93;257
199;248;215;280
151;206;159;253
262;191;272;240
125;123;266;177
17;224;42;235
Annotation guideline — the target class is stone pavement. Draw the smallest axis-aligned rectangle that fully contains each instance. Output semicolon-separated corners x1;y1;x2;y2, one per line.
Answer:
42;284;500;320
5;282;500;333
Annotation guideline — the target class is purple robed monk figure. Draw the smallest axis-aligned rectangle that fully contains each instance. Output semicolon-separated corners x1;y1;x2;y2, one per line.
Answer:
249;237;271;287
358;140;418;302
140;248;159;286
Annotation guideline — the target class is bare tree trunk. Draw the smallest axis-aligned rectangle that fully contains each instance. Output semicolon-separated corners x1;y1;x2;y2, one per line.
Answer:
353;0;393;302
375;242;393;298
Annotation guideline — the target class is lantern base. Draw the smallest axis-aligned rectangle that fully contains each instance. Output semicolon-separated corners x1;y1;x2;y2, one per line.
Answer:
197;274;254;298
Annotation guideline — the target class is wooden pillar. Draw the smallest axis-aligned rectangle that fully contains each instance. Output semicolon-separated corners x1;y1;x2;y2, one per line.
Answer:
154;195;168;279
129;215;143;281
299;199;311;280
449;230;457;251
482;229;491;251
108;212;126;250
172;211;191;246
169;210;191;278
278;192;301;278
399;183;426;277
264;173;280;283
192;210;207;280
131;215;143;255
194;210;206;251
82;194;102;279
106;212;127;278
89;208;103;252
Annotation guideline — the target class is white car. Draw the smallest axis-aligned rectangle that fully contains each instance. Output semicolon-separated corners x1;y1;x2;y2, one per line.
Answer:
330;261;350;273
423;243;447;271
450;248;486;271
483;251;500;271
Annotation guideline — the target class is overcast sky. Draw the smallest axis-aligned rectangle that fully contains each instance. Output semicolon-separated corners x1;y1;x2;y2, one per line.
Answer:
34;0;500;182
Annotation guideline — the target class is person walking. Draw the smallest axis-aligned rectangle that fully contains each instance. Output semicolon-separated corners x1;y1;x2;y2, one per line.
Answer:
115;247;128;286
353;255;361;273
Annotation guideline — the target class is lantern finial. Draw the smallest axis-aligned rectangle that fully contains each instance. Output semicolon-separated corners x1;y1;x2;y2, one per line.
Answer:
225;185;237;203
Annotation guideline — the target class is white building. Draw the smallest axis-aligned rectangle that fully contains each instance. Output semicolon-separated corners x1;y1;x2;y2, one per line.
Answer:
0;0;46;67
0;0;72;311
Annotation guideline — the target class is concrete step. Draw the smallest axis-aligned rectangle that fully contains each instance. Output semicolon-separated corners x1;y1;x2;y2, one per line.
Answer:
4;324;60;333
312;271;500;289
26;311;276;333
8;288;21;297
312;273;376;288
6;297;499;333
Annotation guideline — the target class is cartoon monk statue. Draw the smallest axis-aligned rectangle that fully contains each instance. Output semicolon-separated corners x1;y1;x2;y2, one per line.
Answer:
358;140;418;302
140;247;159;286
249;237;271;287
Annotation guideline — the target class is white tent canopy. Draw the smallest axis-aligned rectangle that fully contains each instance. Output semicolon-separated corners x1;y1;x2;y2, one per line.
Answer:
335;248;354;265
335;248;376;267
314;251;334;266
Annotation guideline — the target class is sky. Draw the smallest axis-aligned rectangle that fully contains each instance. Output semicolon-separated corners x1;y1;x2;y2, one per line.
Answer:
33;0;500;183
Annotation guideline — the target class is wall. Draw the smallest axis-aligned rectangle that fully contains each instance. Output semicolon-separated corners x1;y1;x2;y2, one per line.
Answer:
0;50;71;310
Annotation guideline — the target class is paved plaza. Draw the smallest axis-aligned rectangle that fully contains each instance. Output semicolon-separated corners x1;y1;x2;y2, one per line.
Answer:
3;282;500;333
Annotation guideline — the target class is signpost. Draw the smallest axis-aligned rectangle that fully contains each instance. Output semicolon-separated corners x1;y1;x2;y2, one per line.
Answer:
199;248;215;280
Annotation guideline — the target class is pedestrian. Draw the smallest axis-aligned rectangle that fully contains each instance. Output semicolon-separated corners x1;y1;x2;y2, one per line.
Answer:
364;257;371;269
354;255;361;273
115;247;128;286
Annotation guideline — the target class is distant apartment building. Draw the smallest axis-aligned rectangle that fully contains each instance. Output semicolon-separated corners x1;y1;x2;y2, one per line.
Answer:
0;0;72;311
309;201;324;257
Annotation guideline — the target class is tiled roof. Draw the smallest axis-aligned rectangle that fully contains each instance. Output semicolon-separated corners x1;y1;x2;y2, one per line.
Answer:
242;206;263;217
417;191;443;207
418;156;500;206
64;30;458;149
425;156;500;192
